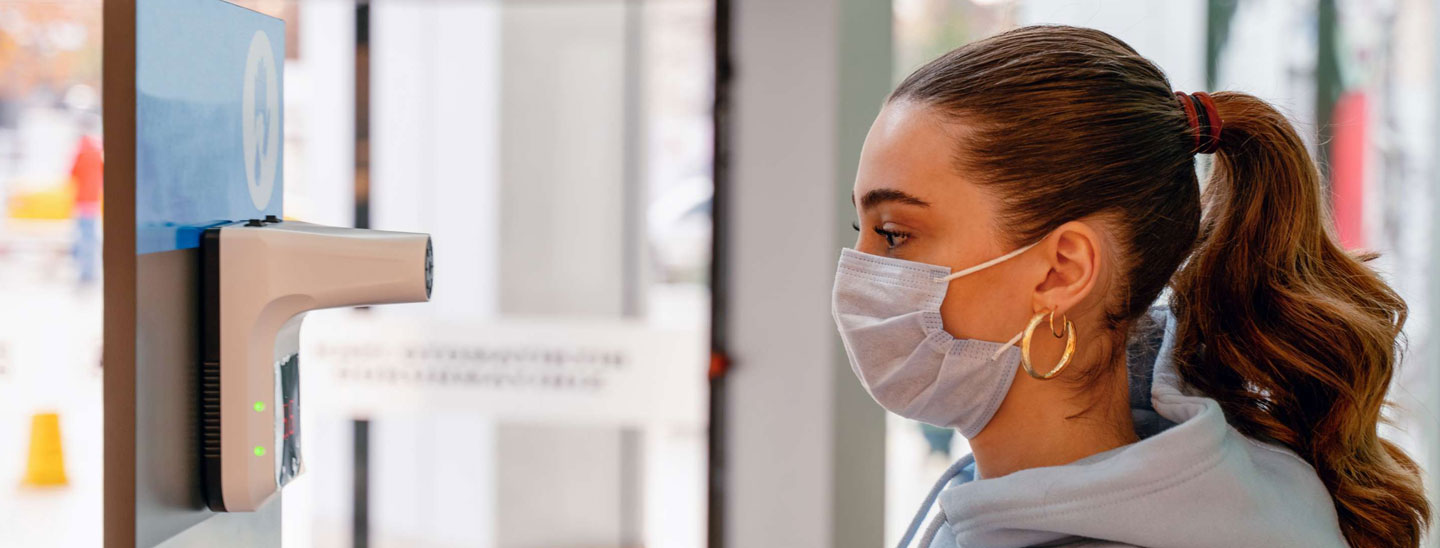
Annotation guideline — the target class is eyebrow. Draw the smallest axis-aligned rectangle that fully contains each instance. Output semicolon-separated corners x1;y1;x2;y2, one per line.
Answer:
855;188;931;210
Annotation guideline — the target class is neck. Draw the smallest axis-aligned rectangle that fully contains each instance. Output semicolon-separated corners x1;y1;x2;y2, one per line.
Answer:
968;362;1138;479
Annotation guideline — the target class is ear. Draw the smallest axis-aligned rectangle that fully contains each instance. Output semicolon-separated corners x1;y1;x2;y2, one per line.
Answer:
1031;221;1103;318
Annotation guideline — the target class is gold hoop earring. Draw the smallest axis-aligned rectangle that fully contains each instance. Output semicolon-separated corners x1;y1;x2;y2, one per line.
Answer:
1049;309;1066;338
1022;309;1076;380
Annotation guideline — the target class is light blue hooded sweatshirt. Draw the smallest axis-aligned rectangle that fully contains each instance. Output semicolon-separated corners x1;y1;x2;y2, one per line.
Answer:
903;304;1350;548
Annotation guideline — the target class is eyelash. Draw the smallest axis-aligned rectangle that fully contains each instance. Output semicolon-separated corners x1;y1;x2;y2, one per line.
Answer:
852;221;910;249
874;227;910;248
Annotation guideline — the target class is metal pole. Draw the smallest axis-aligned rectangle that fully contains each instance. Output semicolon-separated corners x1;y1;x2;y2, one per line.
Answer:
354;1;372;230
707;0;733;545
352;419;370;548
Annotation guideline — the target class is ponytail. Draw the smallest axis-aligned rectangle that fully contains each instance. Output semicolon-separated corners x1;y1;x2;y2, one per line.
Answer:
1170;91;1430;547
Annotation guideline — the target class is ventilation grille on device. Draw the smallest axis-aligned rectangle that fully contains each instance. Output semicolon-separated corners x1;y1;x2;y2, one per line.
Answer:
201;360;221;459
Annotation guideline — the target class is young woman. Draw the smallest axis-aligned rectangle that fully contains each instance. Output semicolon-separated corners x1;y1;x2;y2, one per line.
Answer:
832;24;1429;547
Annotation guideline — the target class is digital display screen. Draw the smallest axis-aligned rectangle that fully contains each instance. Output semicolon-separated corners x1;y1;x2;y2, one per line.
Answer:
277;352;301;486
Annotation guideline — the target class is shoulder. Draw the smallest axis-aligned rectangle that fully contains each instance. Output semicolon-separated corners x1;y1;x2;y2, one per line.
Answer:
1228;425;1341;510
1162;390;1349;546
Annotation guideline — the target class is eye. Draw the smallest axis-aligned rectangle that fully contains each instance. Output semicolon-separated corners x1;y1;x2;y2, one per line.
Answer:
873;225;910;249
851;220;860;232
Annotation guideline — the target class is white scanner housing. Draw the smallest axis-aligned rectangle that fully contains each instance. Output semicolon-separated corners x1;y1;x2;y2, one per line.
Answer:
200;218;432;511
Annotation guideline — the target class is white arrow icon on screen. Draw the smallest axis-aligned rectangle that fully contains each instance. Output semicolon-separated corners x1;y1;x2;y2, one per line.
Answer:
242;30;279;211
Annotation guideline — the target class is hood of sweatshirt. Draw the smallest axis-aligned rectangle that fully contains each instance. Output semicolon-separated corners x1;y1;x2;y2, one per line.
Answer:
921;304;1349;548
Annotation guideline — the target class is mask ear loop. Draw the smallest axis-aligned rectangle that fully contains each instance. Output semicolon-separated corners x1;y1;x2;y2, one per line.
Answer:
932;238;1043;284
925;238;1045;361
990;331;1025;362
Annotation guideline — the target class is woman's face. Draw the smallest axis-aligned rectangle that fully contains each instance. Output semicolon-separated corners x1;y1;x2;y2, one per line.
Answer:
850;100;1046;343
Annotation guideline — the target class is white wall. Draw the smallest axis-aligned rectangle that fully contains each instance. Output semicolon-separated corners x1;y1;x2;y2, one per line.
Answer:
1020;0;1207;92
497;3;631;317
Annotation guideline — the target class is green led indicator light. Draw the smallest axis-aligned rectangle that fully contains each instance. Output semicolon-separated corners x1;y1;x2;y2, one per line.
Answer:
254;401;265;412
254;446;266;457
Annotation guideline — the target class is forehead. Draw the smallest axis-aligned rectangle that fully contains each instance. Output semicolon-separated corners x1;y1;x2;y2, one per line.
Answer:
855;101;986;208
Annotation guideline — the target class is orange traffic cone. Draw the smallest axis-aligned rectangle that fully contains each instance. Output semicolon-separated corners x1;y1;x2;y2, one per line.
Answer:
23;412;67;486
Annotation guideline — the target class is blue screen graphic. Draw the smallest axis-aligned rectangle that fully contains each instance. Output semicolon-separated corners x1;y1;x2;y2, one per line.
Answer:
136;0;284;254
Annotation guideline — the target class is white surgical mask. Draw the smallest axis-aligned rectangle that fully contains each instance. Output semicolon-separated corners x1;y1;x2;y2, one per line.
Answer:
830;241;1039;437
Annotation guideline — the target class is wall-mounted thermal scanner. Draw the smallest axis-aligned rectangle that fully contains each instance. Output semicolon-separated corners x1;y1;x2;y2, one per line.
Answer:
200;218;432;512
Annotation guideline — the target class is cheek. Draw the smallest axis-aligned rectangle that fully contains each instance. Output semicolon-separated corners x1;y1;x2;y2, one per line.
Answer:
937;270;1032;343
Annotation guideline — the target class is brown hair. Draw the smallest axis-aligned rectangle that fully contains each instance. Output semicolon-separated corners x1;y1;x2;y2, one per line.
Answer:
891;24;1429;547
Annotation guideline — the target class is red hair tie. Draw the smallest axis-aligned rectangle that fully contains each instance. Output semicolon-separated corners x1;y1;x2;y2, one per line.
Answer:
1174;91;1223;154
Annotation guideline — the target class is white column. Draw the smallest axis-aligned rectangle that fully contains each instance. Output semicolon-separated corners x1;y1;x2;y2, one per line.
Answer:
725;1;890;547
371;0;502;320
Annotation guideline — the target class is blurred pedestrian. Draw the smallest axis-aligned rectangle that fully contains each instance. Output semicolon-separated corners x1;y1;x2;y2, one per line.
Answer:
69;113;102;284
